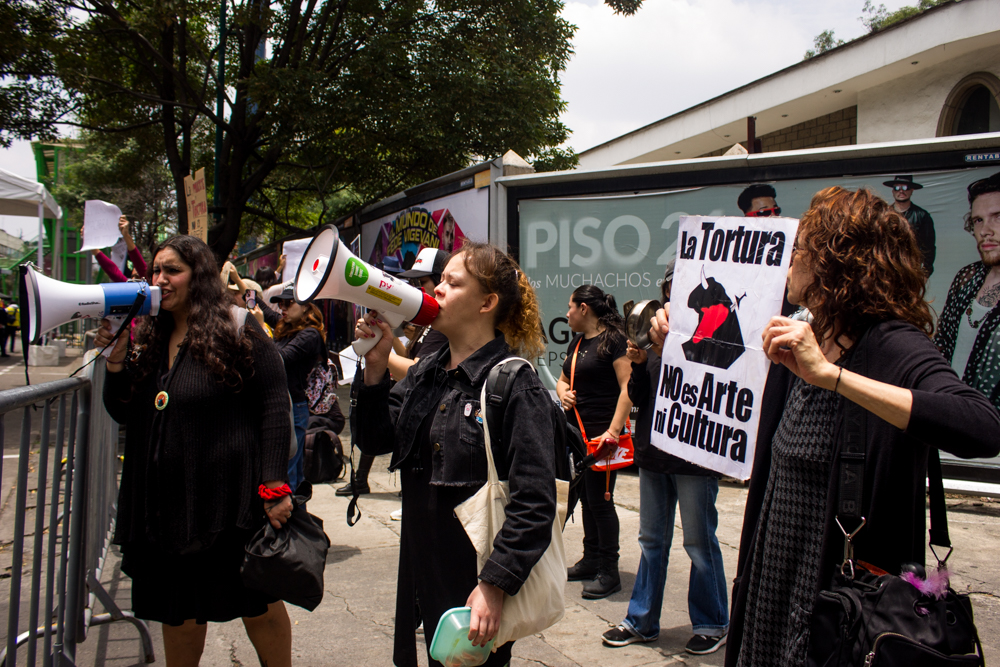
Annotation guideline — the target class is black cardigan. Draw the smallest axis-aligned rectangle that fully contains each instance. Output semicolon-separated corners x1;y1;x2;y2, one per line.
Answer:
275;327;325;403
104;316;291;552
725;320;1000;666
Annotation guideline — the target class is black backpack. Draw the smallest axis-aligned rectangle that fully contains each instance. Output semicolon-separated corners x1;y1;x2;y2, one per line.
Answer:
474;359;589;525
303;428;346;484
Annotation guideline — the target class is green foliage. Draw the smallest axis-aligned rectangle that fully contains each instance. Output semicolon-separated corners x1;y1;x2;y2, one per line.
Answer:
861;0;948;33
10;0;585;259
531;147;579;173
804;29;846;59
604;0;643;16
0;0;66;147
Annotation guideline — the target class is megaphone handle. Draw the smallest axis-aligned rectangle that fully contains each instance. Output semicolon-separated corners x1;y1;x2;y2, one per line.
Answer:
100;316;126;359
352;325;381;356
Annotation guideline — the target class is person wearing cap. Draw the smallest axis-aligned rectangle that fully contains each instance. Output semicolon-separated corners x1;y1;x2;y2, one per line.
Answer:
737;184;781;217
270;282;327;491
335;246;451;499
884;175;936;276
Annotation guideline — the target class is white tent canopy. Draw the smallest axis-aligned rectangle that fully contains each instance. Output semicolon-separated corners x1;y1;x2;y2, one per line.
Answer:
0;167;62;220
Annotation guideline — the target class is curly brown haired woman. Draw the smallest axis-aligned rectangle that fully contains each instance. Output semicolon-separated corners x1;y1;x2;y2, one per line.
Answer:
725;187;999;667
97;235;293;667
645;187;1000;667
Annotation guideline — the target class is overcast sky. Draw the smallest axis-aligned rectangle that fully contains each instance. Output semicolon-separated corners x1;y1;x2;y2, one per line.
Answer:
0;0;916;236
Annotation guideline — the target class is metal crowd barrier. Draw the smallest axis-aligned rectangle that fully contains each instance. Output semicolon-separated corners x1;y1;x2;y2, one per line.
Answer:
0;356;154;666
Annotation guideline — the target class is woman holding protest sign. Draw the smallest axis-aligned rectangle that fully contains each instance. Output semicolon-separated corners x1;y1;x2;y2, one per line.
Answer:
647;187;1000;667
352;242;559;667
556;285;632;599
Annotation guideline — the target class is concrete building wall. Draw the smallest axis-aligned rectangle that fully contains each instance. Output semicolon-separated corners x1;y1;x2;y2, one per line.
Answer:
699;106;857;157
857;42;1000;143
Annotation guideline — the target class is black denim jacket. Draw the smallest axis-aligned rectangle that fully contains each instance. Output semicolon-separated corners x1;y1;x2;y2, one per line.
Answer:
353;333;557;595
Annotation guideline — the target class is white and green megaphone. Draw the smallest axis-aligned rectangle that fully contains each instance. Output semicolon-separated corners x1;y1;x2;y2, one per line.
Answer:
294;226;439;355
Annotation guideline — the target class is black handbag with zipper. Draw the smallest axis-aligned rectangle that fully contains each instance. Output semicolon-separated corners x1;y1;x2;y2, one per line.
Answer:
805;331;984;667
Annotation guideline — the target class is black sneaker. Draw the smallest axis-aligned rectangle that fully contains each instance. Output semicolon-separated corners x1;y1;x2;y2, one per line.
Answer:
685;634;726;655
602;625;655;647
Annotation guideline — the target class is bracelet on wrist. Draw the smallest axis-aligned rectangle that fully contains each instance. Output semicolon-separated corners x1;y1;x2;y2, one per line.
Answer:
259;483;291;501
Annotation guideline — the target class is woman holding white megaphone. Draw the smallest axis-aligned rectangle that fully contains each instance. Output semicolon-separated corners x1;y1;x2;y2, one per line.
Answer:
352;242;560;667
96;235;294;667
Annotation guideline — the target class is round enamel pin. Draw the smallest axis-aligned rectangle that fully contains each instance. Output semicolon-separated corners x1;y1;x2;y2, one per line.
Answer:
154;391;169;411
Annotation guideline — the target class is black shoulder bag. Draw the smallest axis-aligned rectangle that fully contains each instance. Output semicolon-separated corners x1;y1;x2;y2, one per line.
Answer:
806;332;984;667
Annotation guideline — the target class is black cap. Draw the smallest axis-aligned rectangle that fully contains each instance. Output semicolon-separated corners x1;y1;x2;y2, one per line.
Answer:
269;282;295;303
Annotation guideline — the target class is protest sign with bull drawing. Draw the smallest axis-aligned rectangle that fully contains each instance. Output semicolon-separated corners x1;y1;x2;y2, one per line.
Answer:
650;215;799;480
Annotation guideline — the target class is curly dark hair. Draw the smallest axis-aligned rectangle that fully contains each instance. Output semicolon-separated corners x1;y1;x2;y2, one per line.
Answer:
130;235;256;388
797;186;934;348
571;284;626;358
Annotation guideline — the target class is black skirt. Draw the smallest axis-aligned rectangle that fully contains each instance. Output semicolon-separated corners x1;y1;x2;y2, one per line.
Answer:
120;528;277;626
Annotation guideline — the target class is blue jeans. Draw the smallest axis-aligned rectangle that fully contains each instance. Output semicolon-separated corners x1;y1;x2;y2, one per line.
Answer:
288;401;309;492
622;469;729;639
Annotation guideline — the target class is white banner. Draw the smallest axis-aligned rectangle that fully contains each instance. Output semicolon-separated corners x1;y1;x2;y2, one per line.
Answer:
650;215;799;480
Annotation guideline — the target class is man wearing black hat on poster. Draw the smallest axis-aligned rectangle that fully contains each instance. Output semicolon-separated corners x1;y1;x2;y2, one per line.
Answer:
884;175;936;276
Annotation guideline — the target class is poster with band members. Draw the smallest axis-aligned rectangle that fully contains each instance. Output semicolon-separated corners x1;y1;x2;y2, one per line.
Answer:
650;215;799;480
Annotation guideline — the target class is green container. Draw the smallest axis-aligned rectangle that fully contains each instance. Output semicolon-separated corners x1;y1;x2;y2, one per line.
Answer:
429;607;495;667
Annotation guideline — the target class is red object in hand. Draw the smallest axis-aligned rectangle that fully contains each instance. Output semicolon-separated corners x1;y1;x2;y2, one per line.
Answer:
258;483;292;500
592;437;618;461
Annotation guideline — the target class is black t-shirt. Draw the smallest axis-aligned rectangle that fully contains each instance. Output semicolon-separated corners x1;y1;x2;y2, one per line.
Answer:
562;332;627;439
409;328;448;361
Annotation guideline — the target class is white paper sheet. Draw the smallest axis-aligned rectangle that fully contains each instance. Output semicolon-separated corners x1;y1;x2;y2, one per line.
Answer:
281;238;313;285
79;200;122;251
338;345;364;385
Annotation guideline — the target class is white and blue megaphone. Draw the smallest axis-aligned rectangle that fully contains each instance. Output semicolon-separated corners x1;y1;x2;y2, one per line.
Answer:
294;226;439;355
20;264;161;357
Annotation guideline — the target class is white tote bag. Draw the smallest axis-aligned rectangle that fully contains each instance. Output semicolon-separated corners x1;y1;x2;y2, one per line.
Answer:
454;363;567;648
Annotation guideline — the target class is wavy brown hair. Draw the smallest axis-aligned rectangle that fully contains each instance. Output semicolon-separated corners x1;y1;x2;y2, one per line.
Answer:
274;303;325;341
130;235;257;388
460;242;546;359
797;186;934;347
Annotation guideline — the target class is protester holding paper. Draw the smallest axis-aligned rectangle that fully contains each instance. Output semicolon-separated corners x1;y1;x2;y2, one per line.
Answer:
352;242;558;667
88;216;148;282
556;285;631;599
638;187;1000;667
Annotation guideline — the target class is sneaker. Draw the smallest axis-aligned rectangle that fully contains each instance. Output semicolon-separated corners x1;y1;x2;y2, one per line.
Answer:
602;625;655;647
685;634;726;655
390;508;403;521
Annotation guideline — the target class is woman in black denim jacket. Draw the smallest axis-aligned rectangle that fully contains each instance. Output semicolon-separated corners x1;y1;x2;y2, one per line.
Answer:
353;242;558;667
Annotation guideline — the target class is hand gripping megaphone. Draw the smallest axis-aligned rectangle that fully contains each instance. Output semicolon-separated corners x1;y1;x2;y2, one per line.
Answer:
20;264;161;358
294;226;439;355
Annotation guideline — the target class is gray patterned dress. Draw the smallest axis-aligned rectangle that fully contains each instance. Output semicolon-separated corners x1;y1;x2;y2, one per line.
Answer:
736;377;841;667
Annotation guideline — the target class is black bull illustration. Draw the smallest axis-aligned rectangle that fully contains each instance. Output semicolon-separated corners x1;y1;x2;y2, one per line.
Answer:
681;268;746;370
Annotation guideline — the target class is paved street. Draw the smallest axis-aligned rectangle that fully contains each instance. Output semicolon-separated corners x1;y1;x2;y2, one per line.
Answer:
1;353;999;666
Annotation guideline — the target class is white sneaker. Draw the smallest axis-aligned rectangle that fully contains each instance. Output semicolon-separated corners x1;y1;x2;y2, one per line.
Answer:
390;508;403;521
